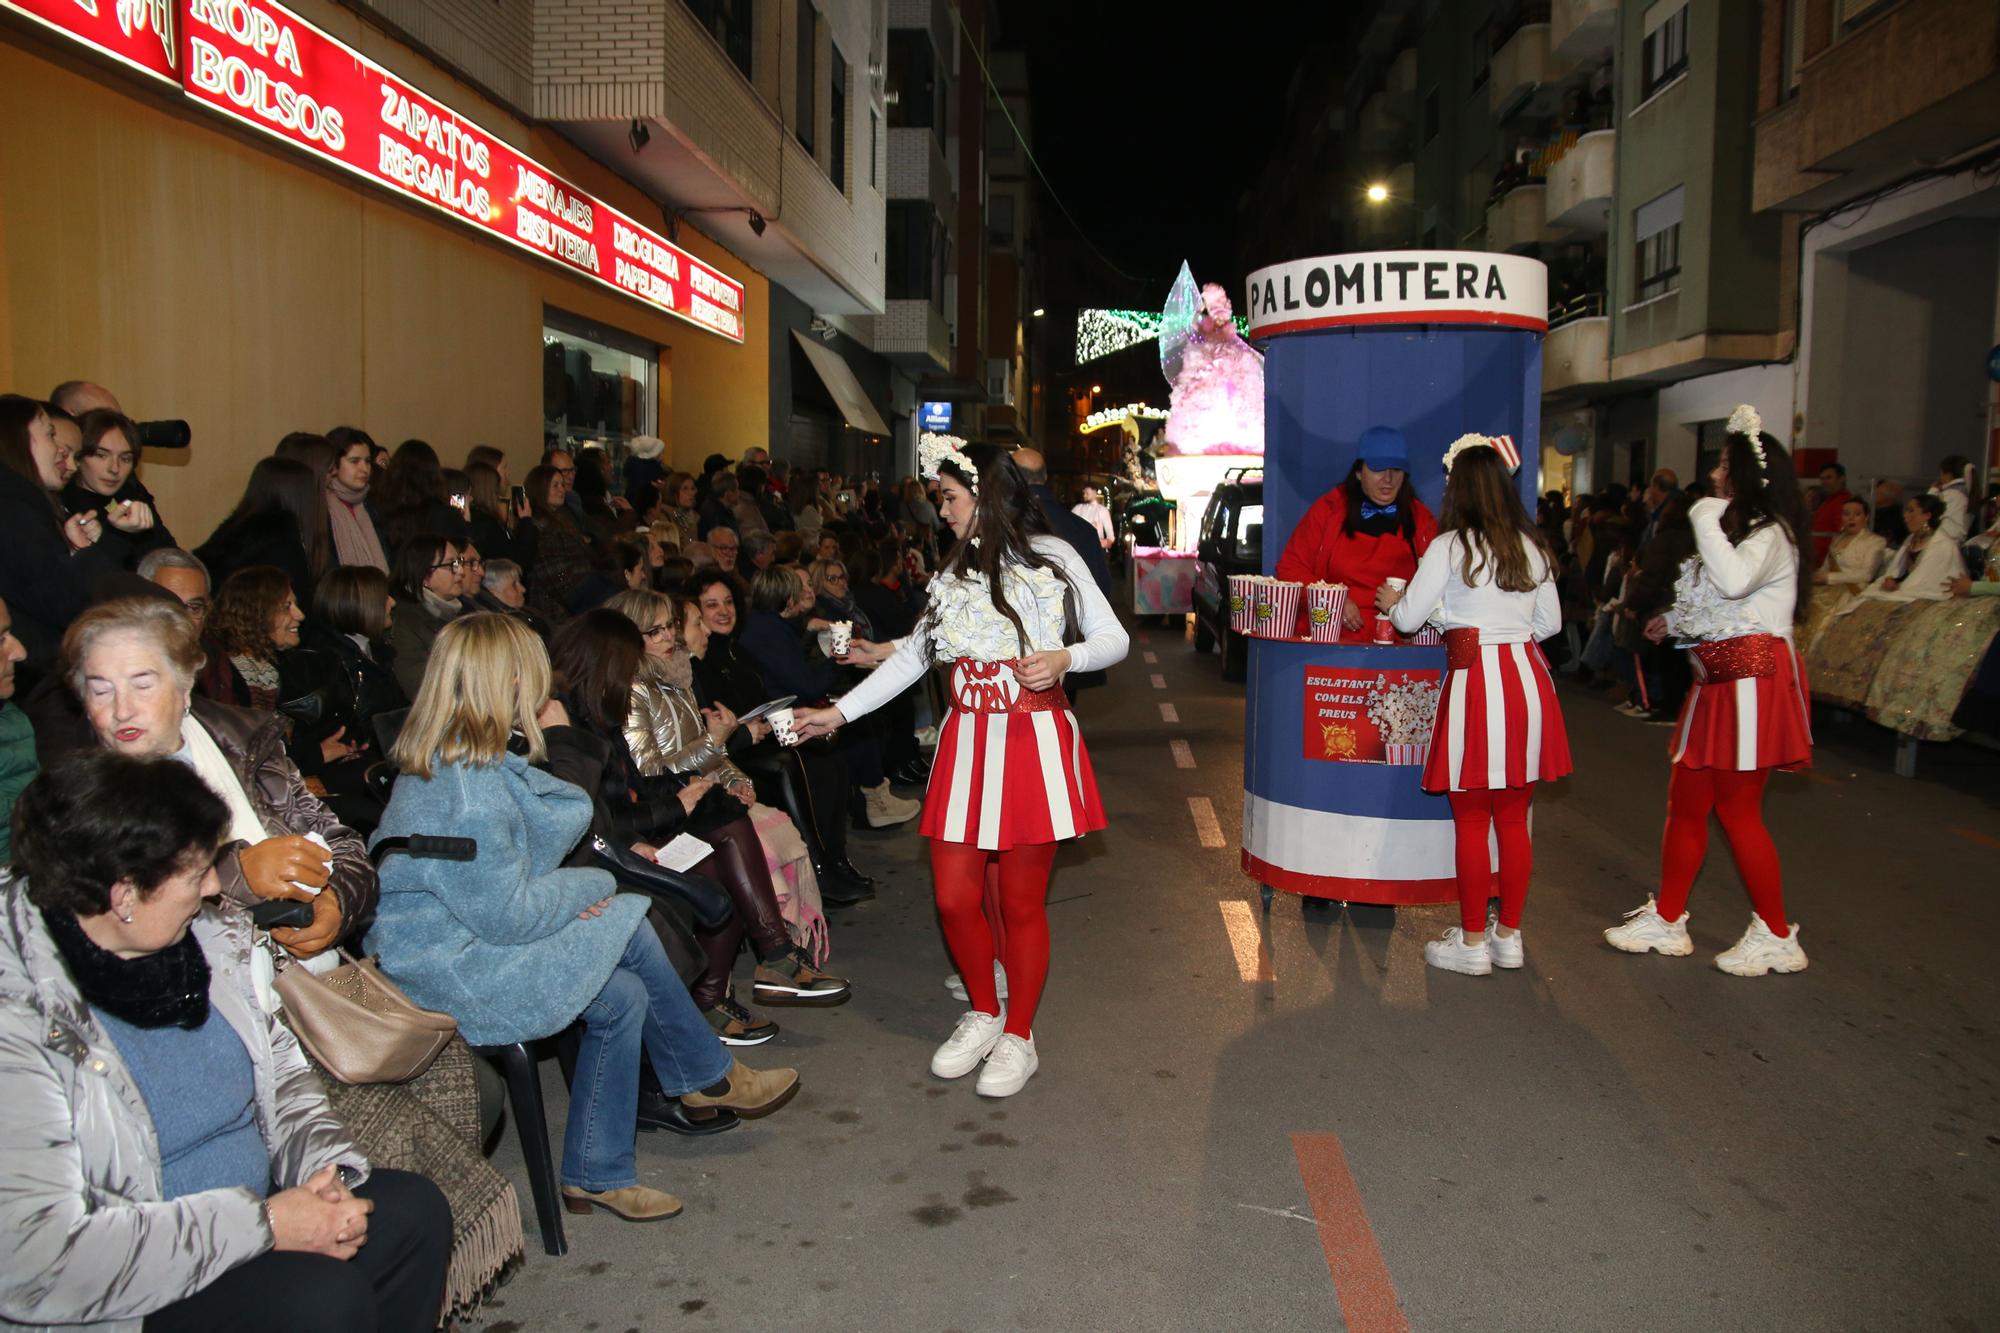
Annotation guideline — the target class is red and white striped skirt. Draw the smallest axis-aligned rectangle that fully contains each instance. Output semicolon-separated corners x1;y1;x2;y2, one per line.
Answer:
923;659;1107;850
1421;629;1573;793
1670;633;1812;772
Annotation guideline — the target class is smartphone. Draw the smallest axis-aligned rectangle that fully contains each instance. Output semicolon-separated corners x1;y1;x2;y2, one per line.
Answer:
451;492;470;517
510;484;528;511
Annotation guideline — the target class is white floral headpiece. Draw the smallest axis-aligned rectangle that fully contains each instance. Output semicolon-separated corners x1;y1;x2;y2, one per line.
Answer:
918;432;978;493
1727;404;1768;474
1442;432;1522;475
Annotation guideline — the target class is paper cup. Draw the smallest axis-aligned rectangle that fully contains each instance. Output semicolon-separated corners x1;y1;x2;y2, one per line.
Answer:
1305;583;1348;643
768;706;801;747
829;621;853;657
1227;574;1256;634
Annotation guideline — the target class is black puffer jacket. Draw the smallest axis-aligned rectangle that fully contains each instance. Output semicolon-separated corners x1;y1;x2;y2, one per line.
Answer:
0;465;121;676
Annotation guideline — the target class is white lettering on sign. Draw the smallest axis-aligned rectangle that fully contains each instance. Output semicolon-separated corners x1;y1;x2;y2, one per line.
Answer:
689;292;742;339
690;264;740;312
1243;250;1547;337
515;208;599;271
378;85;491;175
613;220;681;281
187;33;345;149
378;135;493;221
614;257;674;306
186;0;301;73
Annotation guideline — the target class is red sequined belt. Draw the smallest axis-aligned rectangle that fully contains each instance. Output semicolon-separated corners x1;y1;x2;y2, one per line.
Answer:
1690;634;1781;683
1443;627;1482;670
949;659;1067;714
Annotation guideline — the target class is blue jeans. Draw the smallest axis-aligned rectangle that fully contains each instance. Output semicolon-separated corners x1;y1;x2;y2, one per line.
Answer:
561;920;734;1192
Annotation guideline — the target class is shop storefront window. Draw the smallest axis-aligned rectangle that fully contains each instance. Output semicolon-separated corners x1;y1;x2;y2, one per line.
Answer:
543;314;659;493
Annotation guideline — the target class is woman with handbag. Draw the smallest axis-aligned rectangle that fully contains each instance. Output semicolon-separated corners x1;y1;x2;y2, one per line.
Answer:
549;610;851;1039
59;595;523;1316
1606;406;1815;977
370;613;802;1223
0;752;452;1333
793;440;1130;1098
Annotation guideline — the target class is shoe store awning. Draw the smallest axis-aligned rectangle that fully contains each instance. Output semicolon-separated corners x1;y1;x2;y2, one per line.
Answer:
791;332;892;437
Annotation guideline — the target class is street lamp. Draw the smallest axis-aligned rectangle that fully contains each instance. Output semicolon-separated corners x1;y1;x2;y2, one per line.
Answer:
1090;384;1102;395
1032;307;1046;317
1365;183;1390;204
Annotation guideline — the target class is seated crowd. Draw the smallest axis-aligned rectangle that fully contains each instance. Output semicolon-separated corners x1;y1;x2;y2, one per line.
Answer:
0;382;954;1328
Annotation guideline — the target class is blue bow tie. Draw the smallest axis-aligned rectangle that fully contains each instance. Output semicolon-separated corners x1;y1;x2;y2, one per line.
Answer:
1360;501;1398;520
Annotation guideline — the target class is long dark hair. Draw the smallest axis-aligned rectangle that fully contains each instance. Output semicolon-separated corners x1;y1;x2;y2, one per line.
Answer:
1720;430;1810;620
1339;460;1420;543
1437;447;1551;593
393;534;452;604
0;395;64;531
377;439;446;553
929;443;1069;655
549;608;643;734
223;456;332;579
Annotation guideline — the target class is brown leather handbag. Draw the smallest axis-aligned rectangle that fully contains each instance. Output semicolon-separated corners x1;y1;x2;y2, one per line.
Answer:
274;951;457;1085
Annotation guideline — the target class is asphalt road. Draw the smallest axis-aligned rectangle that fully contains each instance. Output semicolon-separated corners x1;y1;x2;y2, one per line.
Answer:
477;614;2000;1332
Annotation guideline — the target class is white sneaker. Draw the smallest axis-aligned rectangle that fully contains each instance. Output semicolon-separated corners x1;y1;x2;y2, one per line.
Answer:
1485;912;1524;969
1423;928;1493;976
915;725;940;749
863;780;922;828
1604;897;1694;956
1715;917;1808;977
975;1033;1038;1097
945;961;1009;1003
930;1009;1006;1079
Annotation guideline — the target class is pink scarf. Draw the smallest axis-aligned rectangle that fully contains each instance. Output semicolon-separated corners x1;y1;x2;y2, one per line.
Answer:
326;478;388;572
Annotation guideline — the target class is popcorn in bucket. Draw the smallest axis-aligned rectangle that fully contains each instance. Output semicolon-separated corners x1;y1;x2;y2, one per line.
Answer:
1412;624;1444;646
1366;674;1440;765
1228;574;1257;634
1305;582;1349;643
1254;580;1302;640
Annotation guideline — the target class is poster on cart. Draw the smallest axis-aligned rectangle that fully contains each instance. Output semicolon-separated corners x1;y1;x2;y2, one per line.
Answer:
1303;667;1440;767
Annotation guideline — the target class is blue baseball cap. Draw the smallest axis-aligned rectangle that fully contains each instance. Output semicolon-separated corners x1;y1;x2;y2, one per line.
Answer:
1358;425;1408;472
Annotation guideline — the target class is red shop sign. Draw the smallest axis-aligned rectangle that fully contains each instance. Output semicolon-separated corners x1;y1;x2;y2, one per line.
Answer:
175;0;745;341
1;0;179;84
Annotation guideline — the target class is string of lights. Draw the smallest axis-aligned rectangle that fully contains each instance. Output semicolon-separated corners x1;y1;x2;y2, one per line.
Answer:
1075;309;1251;364
1081;402;1171;434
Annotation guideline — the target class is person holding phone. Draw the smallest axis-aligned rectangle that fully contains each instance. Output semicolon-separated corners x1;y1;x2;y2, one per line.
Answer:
464;460;538;570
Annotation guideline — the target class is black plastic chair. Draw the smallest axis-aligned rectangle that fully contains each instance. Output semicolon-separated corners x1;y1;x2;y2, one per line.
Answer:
475;1039;567;1257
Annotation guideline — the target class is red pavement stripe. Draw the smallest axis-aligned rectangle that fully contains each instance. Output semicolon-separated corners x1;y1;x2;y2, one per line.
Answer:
1290;1133;1410;1333
1953;826;2000;850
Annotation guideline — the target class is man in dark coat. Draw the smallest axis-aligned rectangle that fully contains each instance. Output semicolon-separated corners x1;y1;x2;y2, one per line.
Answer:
1011;448;1112;697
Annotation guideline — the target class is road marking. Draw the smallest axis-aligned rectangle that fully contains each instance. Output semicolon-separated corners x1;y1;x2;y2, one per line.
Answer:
1218;900;1275;981
1291;1133;1410;1333
1143;650;1158;664
1160;702;1179;723
1171;739;1196;769
1188;796;1225;848
1150;673;1167;689
1954;826;2000;850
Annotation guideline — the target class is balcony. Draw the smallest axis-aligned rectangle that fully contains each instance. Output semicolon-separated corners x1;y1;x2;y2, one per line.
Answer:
1546;129;1615;232
1551;0;1618;75
1485;183;1546;253
876;298;951;373
1357;89;1412;152
888;126;954;217
1542;303;1609;395
1752;0;2000;212
1489;22;1553;116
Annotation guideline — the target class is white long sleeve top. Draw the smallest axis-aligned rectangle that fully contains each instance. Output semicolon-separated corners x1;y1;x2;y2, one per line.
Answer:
1386;531;1560;643
1816;530;1887;587
1663;497;1800;642
1934;481;1970;544
1852;531;1967;606
834;535;1129;722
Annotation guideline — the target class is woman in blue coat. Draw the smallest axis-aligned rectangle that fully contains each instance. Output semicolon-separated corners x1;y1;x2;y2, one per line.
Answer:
367;612;801;1224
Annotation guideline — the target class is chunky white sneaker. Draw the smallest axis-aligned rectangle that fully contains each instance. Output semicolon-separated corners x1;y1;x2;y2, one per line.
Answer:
1715;917;1808;977
1485;912;1524;969
863;780;922;828
1605;897;1694;956
944;962;1009;1003
1423;928;1493;976
930;1009;1006;1079
975;1033;1038;1098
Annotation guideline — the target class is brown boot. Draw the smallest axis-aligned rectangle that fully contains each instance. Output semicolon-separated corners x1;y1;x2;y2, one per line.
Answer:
561;1184;683;1221
681;1058;801;1119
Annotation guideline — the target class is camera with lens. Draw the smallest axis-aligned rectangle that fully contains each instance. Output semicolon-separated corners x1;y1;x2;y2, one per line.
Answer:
134;419;192;450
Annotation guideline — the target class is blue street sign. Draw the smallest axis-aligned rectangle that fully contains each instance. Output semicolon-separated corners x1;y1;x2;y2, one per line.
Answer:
920;401;954;432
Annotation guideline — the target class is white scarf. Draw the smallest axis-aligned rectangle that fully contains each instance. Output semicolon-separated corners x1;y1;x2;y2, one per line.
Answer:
180;715;270;848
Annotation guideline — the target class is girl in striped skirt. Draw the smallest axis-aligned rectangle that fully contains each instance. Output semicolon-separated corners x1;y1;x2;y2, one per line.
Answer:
793;437;1128;1097
1606;406;1813;976
1379;435;1570;976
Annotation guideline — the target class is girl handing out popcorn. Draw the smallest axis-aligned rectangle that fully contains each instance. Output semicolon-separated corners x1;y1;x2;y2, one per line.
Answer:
1377;435;1570;976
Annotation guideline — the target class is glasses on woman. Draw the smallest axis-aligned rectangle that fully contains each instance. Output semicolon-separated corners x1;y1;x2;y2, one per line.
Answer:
432;557;465;572
642;623;672;640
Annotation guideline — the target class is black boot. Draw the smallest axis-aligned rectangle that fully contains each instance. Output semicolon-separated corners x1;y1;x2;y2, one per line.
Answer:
815;860;875;906
833;856;876;888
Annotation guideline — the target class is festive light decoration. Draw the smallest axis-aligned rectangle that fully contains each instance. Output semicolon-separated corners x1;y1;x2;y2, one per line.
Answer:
1075;307;1250;365
1162;282;1264;457
1081;403;1170;435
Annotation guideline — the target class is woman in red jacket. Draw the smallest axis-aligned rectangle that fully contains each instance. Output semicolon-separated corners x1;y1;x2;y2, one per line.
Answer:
1274;425;1436;638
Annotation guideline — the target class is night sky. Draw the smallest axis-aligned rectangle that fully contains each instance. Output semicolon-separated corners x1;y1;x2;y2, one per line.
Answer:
1000;2;1354;305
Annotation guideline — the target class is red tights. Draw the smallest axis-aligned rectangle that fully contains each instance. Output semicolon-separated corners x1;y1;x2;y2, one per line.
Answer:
929;840;1057;1039
1657;765;1789;936
1447;786;1534;934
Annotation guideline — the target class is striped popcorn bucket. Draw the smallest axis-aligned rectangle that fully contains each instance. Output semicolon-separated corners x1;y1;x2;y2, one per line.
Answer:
1256;580;1302;640
1305;583;1349;643
1412;625;1443;646
1228;574;1258;634
1383;741;1432;767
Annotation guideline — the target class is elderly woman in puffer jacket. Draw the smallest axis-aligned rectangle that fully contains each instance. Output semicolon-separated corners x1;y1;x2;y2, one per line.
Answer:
0;753;452;1333
604;589;828;958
